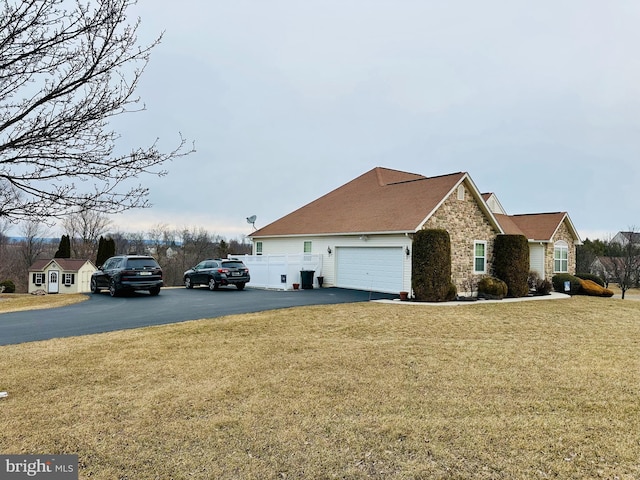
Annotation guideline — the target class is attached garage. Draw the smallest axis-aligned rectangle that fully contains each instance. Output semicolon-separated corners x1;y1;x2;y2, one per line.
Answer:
335;247;404;293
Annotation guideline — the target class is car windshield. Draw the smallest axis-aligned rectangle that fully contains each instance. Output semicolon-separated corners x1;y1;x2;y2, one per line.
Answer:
222;262;245;269
126;258;159;269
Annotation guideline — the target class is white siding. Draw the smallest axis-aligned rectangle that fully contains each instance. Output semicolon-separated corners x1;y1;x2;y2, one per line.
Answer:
529;243;545;278
251;234;413;292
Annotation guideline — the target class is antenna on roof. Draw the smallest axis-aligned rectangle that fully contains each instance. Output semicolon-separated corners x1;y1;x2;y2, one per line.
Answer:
246;215;257;230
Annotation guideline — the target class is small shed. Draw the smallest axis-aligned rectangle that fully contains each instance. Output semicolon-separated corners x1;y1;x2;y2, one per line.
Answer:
28;258;97;294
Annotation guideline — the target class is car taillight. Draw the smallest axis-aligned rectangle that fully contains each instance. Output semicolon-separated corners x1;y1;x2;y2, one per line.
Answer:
218;268;229;274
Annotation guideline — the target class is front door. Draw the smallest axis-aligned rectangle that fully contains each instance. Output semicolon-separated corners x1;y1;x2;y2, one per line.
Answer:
48;270;60;294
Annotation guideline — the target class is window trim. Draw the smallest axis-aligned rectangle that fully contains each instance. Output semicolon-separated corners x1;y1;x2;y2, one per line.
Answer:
303;241;312;253
554;241;569;273
255;241;263;255
63;273;75;285
473;241;487;274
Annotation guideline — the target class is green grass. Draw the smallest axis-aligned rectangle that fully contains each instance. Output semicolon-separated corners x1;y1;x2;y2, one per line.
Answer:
1;296;639;479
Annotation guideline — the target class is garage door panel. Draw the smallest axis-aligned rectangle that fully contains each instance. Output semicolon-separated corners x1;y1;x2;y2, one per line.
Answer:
336;247;403;293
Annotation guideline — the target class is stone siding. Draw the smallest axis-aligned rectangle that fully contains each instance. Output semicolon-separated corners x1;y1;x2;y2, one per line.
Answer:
545;220;577;278
423;183;499;293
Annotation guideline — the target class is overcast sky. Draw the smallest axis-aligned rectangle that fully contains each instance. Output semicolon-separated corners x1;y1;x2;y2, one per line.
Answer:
58;1;640;240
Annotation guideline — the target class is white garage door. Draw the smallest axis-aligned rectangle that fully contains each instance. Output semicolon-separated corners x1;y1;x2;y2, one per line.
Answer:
335;247;404;293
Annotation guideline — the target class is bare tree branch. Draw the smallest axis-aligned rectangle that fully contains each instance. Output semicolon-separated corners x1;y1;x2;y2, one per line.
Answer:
0;0;193;221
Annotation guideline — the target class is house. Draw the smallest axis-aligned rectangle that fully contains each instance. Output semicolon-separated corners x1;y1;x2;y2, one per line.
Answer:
490;212;581;283
610;231;640;248
28;258;97;294
249;167;581;294
590;256;624;286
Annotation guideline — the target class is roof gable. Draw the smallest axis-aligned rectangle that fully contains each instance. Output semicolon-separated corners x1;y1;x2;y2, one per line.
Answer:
252;167;486;237
29;258;96;272
494;212;581;243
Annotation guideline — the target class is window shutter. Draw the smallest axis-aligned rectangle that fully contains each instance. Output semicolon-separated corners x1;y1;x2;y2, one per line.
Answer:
71;274;75;285
32;273;36;283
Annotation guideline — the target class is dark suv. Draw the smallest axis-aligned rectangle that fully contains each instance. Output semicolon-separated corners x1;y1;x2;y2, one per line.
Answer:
91;255;163;297
184;259;250;291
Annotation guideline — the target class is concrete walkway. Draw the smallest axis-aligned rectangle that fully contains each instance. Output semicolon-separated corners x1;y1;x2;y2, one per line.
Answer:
374;291;572;306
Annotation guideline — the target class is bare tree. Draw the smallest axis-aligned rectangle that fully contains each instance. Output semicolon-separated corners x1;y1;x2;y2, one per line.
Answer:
18;220;53;269
0;0;192;222
61;210;112;258
611;226;640;299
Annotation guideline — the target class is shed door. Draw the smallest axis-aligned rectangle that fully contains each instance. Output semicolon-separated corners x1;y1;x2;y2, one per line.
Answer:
48;270;60;294
335;247;403;293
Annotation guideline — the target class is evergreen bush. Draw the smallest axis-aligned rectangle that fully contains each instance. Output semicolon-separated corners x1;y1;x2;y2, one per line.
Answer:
0;280;16;293
477;276;508;299
576;273;605;287
412;229;452;302
493;235;530;297
551;273;582;295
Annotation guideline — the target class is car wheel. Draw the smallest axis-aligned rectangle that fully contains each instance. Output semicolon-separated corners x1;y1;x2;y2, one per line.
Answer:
149;286;160;296
109;279;119;297
236;282;245;290
184;277;193;289
90;278;100;294
208;278;218;291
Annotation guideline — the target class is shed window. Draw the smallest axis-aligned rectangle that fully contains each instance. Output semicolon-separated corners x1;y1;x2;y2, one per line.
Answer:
63;273;75;285
474;241;487;273
554;241;568;273
33;273;45;285
303;241;312;253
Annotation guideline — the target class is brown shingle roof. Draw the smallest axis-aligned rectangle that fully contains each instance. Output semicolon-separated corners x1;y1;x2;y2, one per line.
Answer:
494;212;570;241
252;167;469;237
29;258;95;272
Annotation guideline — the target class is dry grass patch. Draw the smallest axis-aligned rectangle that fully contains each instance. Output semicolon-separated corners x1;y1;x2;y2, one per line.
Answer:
0;293;88;313
1;296;639;479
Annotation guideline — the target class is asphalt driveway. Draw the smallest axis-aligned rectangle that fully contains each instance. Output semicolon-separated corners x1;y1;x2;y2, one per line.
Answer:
0;287;395;346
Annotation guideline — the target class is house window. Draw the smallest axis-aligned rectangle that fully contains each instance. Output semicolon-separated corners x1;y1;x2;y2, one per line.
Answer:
303;241;312;253
63;273;75;285
474;241;487;273
256;241;263;255
457;185;465;201
33;273;45;285
554;241;568;273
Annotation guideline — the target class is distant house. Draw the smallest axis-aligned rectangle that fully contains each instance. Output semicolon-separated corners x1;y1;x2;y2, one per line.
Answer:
611;231;640;248
249;167;582;294
28;258;97;294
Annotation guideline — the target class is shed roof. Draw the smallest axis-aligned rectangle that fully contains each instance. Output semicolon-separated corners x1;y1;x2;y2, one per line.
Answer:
29;258;96;272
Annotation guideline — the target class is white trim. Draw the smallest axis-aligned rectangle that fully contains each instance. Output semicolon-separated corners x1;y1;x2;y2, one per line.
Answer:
474;240;487;274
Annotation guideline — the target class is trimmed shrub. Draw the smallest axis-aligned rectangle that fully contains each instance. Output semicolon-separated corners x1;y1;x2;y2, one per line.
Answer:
0;280;16;293
493;234;530;297
552;273;582;295
579;279;614;297
446;282;458;302
535;279;553;295
412;229;452;302
477;276;508;299
576;272;605;287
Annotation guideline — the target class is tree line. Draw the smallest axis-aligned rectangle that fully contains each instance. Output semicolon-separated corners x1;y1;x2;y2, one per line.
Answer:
0;212;251;292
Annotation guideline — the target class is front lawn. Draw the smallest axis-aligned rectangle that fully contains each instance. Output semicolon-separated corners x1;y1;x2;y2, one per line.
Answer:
1;296;639;479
